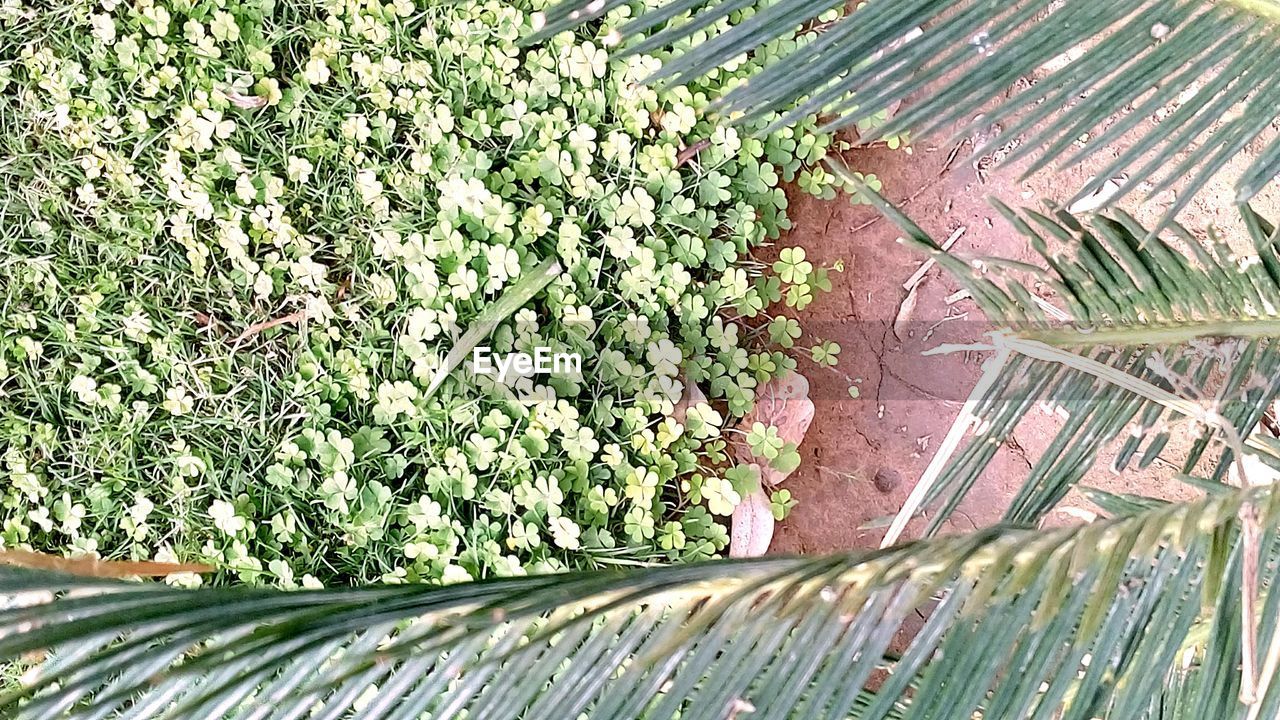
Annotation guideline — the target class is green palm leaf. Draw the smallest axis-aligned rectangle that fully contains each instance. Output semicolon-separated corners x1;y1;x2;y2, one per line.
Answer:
5;482;1280;718
844;174;1280;544
532;0;1280;216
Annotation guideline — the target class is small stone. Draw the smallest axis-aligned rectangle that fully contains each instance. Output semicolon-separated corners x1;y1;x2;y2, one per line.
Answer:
873;467;901;494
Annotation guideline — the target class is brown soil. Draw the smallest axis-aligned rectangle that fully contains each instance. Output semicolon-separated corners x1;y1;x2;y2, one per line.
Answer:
770;104;1280;554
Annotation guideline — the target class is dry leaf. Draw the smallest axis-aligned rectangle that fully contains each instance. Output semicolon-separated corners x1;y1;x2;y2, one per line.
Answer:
1230;452;1280;488
733;371;814;486
0;549;214;578
1067;175;1127;214
726;698;757;720
729;484;774;558
671;375;708;424
900;225;965;291
893;283;919;340
226;91;268;109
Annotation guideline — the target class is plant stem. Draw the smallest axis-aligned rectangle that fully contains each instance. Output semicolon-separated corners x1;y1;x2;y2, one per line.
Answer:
1022;320;1280;348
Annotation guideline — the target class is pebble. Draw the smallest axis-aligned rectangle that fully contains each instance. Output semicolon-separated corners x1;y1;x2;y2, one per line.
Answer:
873;467;902;494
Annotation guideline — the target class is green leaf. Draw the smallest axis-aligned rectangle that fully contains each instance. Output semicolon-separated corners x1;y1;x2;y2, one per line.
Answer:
422;258;560;399
8;482;1280;718
769;442;801;475
854;176;1280;543
536;0;1280;215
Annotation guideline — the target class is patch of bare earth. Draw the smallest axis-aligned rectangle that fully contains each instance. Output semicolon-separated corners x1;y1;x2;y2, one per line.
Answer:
770;97;1280;554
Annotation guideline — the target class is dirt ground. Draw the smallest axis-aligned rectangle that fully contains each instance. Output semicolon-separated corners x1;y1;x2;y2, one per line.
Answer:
771;97;1280;554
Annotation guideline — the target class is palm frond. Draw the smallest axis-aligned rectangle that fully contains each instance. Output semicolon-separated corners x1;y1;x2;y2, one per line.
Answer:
532;0;1280;216
6;483;1280;719
849;176;1280;542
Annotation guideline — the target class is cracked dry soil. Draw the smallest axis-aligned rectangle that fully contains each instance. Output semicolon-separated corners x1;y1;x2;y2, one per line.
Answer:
767;138;1045;553
768;116;1280;553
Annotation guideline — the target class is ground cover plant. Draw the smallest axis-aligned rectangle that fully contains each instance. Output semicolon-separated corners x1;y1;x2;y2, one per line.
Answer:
12;201;1280;720
0;0;887;585
16;0;1280;718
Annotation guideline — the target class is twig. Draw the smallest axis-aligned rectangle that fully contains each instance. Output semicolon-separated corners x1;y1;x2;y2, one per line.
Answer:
675;139;711;168
1241;498;1262;706
846;178;945;235
1030;295;1071;322
1217;421;1263;707
848;214;885;235
1154;353;1264;707
225;90;268;109
902;225;966;291
939;139;966;177
0;549;213;577
233;310;306;344
1245;408;1280;719
1249;516;1280;720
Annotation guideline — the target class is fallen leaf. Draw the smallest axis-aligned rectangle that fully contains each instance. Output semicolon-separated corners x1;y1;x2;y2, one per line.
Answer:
671;375;708;424
729;484;774;558
733;371;814;486
726;698;757;720
892;283;919;341
422;258;560;400
1067;175;1127;214
1230;451;1280;488
226;91;268;109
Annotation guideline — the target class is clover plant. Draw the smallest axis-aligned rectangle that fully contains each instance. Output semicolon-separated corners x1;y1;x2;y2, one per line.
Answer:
0;0;885;584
